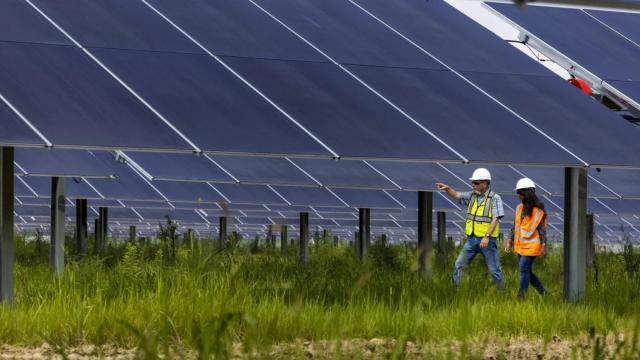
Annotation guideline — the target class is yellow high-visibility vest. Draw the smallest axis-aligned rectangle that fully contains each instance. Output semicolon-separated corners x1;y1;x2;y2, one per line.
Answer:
464;191;499;238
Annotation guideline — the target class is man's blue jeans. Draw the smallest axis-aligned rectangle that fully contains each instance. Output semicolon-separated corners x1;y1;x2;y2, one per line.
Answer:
452;236;504;288
518;255;545;297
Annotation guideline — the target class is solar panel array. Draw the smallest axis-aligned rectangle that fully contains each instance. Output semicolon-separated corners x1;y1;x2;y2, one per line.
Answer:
2;0;640;245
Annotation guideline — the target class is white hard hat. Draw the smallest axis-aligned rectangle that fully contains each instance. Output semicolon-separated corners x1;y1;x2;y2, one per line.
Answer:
469;168;491;181
515;177;536;190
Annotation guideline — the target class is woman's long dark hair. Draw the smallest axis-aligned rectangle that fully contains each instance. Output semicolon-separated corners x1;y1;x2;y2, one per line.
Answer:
518;188;545;217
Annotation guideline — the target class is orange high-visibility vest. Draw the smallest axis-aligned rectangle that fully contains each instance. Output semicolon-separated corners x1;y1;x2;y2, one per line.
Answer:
513;204;545;256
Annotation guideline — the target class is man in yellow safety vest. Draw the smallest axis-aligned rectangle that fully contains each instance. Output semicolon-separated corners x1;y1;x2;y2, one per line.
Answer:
436;168;505;288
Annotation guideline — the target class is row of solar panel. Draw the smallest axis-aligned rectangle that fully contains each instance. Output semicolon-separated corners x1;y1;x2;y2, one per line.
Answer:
0;0;638;168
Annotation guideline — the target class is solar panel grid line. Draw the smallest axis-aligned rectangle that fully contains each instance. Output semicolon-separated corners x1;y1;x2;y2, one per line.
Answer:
594;198;618;214
437;191;462;210
0;92;51;146
266;185;292;205
246;0;468;163
205;183;231;204
285;158;325;187
195;209;210;224
137;0;339;159
15;176;38;197
22;0;202;153
381;189;407;209
587;174;623;199
202;154;240;183
348;0;589;167
322;188;350;207
362;161;403;190
122;161;174;206
582;9;640;49
116;151;154;181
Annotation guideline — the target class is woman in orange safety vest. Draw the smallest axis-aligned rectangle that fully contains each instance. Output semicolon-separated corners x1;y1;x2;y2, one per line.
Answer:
505;178;546;297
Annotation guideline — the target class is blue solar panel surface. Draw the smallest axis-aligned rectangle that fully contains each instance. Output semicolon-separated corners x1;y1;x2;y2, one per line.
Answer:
123;152;233;183
0;103;45;146
147;0;324;61
0;0;71;45
0;43;191;150
213;184;288;205
252;0;445;70
351;0;549;76
212;156;316;186
222;56;461;161
92;49;331;156
15;149;115;178
22;176;101;199
490;4;640;82
152;181;224;203
585;10;640;46
463;71;640;167
346;65;579;164
30;0;202;53
290;159;396;189
269;186;345;207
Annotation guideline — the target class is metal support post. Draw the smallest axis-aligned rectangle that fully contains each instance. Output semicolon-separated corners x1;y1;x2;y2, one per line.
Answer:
94;218;100;254
280;225;287;254
129;225;137;243
358;208;370;260
98;207;108;252
0;147;14;302
299;212;309;263
219;217;227;250
75;199;87;255
50;177;66;274
586;214;595;268
418;191;433;279
564;167;587;301
437;211;447;263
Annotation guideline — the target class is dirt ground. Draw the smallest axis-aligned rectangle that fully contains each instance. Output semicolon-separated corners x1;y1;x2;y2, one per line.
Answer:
0;334;637;359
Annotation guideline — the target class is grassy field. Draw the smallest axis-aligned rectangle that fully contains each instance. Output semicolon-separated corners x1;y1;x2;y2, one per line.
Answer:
2;232;640;358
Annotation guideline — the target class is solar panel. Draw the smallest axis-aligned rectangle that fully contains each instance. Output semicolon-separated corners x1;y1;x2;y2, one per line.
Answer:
462;71;640;167
92;49;331;156
21;176;101;199
30;0;202;53
87;153;164;201
0;43;194;151
122;152;234;183
151;181;224;204
0;0;71;45
350;0;549;76
251;0;445;70
146;0;324;62
0;102;45;147
269;186;345;208
330;188;402;209
585;9;640;46
213;183;288;205
15;149;115;178
212;156;316;186
221;56;460;161
489;4;640;82
290;159;397;189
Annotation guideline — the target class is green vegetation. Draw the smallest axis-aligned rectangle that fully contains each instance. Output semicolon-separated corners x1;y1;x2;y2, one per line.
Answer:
3;231;640;358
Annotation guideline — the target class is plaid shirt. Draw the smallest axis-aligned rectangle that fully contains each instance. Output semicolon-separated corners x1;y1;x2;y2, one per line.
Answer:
458;190;505;219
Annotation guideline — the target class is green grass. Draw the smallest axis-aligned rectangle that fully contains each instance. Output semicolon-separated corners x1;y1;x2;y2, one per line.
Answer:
2;234;640;357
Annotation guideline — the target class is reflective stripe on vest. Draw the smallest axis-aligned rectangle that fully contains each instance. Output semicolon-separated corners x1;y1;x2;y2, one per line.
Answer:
464;191;499;237
514;204;545;256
